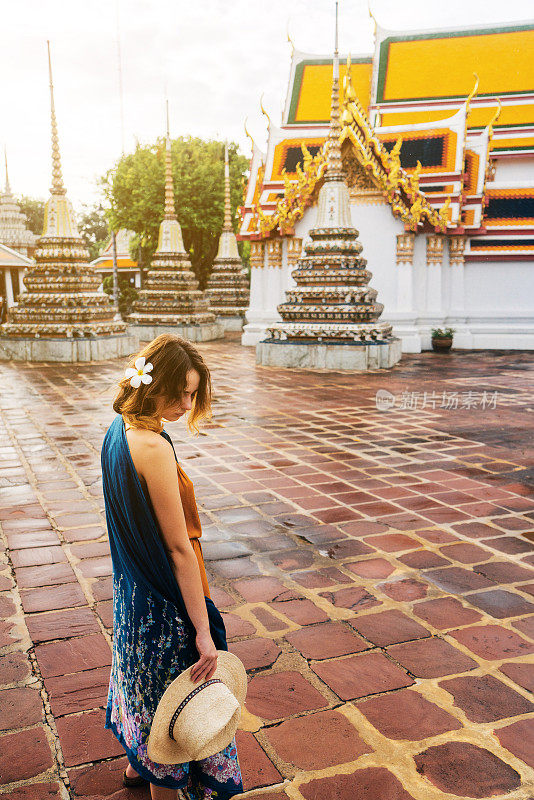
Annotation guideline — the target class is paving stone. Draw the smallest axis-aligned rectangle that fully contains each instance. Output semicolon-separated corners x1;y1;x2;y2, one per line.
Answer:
251;607;288;632
6;530;59;550
11;546;66;568
209;586;236;609
467;589;534;619
346;558;396;578
8;784;63;800
210;556;261;578
268;598;329;625
286;622;369;659
235;576;298;603
221;612;256;638
246;670;329;719
68;756;139;799
452;521;503;539
473;561;534;583
228;638;281;670
486;535;534;555
379;578;428;601
300;766;416;800
0;686;43;729
341;521;390;536
56;708;124;766
388;637;477;678
0;594;16;619
513;614;534;639
451;624;534;660
45;666;111;716
15;562;77;588
397;550;450;569
320;539;375;559
350;609;430;647
0;650;32;684
499;661;534;692
20;582;87;613
35;633;112;678
264;708;371;770
357;688;462;740
91;575;113;602
76;555;112;578
0;726;54;783
495;718;534;769
362;533;417;552
70;540;110;559
290;569;337;588
413;741;521;797
440;674;534;722
311;652;414;700
234;730;282;790
270;549;315;570
440;542;492;563
425;566;494;594
319;586;380;612
26;608;101;646
413;597;482;629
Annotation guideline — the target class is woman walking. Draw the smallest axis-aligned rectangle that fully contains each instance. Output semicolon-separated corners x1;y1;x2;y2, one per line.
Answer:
101;334;244;800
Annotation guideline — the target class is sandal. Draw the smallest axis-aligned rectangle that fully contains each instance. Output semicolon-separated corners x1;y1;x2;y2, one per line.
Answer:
122;769;148;787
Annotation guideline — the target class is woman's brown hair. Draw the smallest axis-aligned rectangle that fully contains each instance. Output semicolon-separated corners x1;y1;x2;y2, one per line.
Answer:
113;334;211;433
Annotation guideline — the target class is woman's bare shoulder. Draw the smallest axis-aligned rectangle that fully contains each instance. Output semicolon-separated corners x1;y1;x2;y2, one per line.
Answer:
126;428;174;471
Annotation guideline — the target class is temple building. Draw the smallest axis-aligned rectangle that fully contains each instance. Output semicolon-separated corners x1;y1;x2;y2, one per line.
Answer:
239;19;534;352
127;114;222;341
205;143;250;330
91;229;141;288
0;154;37;314
258;20;401;370
0;45;136;362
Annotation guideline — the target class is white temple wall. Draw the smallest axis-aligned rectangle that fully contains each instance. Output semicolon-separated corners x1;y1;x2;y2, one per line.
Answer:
494;157;534;182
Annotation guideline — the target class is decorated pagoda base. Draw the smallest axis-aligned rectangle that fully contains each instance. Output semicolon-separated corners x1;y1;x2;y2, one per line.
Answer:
216;315;247;332
0;332;137;363
257;337;401;370
131;322;223;343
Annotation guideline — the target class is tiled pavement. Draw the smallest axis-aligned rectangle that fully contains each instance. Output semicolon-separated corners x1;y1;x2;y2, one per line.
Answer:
0;338;534;799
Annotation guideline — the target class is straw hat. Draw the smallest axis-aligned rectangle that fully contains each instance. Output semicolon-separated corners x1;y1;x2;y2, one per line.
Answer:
147;651;247;764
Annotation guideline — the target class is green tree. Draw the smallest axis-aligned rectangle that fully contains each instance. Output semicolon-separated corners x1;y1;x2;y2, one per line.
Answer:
102;276;139;318
79;204;110;261
18;196;45;236
102;137;249;290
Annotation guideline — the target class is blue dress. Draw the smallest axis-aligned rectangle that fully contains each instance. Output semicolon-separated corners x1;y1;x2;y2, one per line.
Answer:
101;415;244;797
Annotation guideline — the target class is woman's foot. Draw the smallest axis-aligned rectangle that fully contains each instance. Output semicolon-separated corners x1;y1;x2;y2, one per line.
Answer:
123;762;148;787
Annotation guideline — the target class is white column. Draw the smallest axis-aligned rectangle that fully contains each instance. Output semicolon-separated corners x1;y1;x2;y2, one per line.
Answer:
134;271;141;288
4;269;14;308
426;235;444;313
448;235;467;317
242;241;267;346
396;233;415;311
19;269;27;294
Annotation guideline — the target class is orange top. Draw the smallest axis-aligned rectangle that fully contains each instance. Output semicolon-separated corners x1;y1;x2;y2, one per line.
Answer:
176;463;211;598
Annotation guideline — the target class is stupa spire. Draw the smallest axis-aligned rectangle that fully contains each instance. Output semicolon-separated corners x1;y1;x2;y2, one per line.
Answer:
4;147;11;194
223;142;233;231
163;99;176;220
324;0;344;181
47;41;66;196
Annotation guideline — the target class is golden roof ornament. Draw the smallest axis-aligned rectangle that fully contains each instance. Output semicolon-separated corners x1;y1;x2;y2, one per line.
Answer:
47;41;66;197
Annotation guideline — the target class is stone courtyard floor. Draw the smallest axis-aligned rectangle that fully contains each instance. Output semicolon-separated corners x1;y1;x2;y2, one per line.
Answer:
1;337;534;800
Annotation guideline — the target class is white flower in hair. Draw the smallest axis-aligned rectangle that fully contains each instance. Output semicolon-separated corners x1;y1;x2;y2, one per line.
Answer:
125;356;154;388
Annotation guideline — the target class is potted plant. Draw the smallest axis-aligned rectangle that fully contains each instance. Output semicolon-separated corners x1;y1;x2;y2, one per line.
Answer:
431;327;455;352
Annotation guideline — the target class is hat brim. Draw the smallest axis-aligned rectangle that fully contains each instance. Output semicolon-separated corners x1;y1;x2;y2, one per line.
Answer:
147;650;247;765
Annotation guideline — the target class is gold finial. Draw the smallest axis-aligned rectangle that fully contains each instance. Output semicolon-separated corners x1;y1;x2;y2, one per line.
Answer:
466;73;479;109
4;146;10;194
487;99;502;137
47;41;66;196
222;141;232;232
287;22;295;54
325;0;344;180
163;101;176;220
343;53;357;103
260;94;271;129
368;1;377;36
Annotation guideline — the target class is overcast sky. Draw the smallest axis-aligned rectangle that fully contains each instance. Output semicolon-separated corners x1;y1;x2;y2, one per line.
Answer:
2;0;532;211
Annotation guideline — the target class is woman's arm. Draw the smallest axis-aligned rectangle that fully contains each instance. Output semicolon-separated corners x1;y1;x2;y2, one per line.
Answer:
138;435;217;682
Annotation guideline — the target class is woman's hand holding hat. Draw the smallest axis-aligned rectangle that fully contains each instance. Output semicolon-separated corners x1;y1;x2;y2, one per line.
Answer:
191;628;218;683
